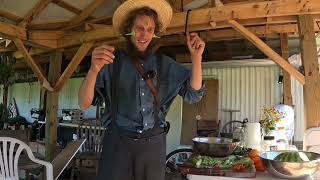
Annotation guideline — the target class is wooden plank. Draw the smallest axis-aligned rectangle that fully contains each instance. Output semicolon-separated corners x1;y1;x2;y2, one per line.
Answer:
280;33;293;106
63;0;106;29
19;0;53;26
58;26;119;48
52;139;85;180
298;15;320;129
228;20;305;85
166;0;320;34
29;21;68;30
45;50;62;161
13;38;53;91
0;22;26;40
0;10;23;22
54;42;93;91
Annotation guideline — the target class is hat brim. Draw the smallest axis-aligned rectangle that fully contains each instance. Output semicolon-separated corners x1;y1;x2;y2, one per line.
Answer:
112;0;173;34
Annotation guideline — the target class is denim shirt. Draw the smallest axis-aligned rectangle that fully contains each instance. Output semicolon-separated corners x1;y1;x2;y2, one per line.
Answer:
94;50;205;133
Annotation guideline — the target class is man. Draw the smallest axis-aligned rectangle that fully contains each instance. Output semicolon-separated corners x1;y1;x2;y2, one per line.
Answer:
78;0;205;179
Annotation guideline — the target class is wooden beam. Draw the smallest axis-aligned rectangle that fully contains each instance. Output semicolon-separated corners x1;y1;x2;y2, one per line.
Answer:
228;20;305;85
19;0;53;26
166;0;320;34
13;38;53;91
0;22;26;40
0;10;23;22
62;0;106;30
298;15;320;129
52;0;94;19
54;42;93;91
280;33;293;106
45;50;62;161
58;25;120;48
28;21;68;30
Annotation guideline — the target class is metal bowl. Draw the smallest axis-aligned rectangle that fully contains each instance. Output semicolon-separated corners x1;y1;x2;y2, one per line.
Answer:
260;151;320;179
192;137;239;157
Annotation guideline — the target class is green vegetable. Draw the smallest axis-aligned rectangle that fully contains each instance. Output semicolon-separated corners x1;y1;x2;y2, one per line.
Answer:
275;152;304;162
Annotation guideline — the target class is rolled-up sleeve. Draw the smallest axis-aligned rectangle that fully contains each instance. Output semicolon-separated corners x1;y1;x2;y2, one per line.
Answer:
179;79;206;104
92;65;111;106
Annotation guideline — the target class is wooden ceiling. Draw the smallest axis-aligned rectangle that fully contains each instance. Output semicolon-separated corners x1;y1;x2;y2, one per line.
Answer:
0;0;319;59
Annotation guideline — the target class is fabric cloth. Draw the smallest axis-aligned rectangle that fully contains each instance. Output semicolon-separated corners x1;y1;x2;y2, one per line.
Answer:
96;127;166;180
93;50;205;133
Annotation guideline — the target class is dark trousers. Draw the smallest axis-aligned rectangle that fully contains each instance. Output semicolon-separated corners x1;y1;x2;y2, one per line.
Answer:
96;127;166;180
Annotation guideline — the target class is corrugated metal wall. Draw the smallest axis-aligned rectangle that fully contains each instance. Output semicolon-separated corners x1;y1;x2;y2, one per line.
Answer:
291;77;304;141
0;78;96;123
201;61;304;141
203;65;282;124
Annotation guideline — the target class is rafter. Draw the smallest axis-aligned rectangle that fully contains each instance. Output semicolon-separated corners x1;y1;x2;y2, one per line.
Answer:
0;10;23;22
166;0;320;34
228;20;305;85
0;22;26;40
54;42;94;91
62;0;106;30
19;0;53;27
56;0;320;48
13;38;53;91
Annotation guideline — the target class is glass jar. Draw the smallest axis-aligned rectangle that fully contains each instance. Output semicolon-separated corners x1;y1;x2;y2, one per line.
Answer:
262;136;277;151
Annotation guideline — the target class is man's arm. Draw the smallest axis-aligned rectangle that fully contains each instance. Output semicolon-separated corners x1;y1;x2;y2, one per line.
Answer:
186;32;205;90
78;69;99;109
78;45;115;110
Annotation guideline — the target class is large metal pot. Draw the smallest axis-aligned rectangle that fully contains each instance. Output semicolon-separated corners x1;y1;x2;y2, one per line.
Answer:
260;151;320;179
192;137;239;157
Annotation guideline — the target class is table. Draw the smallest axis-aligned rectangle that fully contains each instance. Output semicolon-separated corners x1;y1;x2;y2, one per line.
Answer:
187;170;320;180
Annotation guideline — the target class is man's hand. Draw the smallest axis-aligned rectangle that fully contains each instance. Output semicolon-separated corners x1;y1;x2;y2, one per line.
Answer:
90;45;115;73
186;32;205;63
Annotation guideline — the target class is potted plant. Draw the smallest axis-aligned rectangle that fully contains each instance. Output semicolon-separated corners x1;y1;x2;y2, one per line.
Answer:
259;107;285;136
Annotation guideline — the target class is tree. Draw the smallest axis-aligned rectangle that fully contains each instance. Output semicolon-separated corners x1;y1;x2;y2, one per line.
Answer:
0;53;15;126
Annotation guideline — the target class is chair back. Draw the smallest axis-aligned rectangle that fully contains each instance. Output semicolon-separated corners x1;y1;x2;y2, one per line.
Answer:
77;124;106;153
0;137;53;180
303;127;320;153
196;120;220;137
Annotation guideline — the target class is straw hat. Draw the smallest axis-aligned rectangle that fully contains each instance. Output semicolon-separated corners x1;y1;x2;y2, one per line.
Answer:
112;0;173;33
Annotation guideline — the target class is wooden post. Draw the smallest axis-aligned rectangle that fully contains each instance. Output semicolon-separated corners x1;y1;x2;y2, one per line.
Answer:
298;15;320;129
280;33;293;106
45;50;62;161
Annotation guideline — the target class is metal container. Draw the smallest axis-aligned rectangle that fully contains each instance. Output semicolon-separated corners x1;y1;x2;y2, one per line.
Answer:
192;137;239;157
260;151;320;179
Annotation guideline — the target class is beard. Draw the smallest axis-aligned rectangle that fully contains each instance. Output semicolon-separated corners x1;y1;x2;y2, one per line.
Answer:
126;37;159;60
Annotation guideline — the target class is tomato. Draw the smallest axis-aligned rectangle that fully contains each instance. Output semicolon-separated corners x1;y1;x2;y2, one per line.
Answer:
233;163;247;172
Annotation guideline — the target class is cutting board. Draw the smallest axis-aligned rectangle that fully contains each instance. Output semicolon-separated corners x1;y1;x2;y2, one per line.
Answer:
179;165;256;178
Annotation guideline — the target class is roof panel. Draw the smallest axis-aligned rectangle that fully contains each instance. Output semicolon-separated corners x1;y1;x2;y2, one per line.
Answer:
33;3;76;23
0;0;39;17
91;0;120;18
63;0;93;10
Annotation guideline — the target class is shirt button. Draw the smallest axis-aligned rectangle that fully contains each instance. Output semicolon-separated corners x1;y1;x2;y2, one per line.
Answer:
141;78;144;81
141;63;144;66
145;123;148;126
142;108;145;112
142;93;145;96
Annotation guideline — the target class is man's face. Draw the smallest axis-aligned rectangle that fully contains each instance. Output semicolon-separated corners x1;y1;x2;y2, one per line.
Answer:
131;15;156;52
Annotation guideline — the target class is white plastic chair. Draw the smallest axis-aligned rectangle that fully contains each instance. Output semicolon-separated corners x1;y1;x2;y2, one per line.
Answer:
0;137;53;180
303;127;320;153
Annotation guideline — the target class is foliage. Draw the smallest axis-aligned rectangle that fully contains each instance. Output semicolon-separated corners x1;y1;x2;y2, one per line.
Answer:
259;107;285;135
0;53;15;84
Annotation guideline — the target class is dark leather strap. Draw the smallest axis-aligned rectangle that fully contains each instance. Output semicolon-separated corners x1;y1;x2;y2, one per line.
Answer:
111;53;121;125
130;56;161;109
